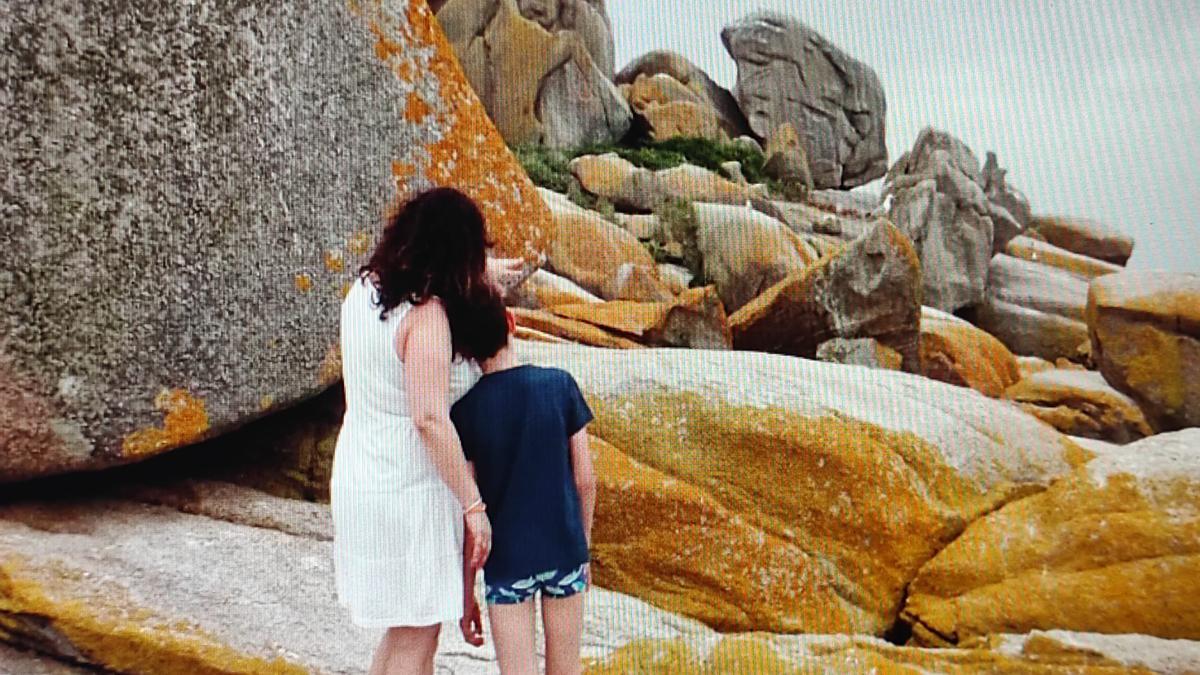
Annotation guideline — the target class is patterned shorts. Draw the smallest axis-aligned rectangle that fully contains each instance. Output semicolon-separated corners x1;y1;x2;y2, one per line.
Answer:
485;563;588;605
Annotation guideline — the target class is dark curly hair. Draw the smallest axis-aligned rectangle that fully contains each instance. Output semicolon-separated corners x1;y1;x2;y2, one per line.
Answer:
359;187;499;360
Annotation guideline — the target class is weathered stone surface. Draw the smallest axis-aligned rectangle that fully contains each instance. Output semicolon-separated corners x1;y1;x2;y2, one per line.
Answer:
762;123;813;196
543;198;673;301
615;50;751;139
569;154;777;216
982;151;1033;228
586;632;1194;674
517;339;1084;635
730;221;923;372
815;338;903;371
509;269;603;310
0;644;97;675
1017;355;1058;379
0;493;717;674
885;128;995;312
905;428;1200;646
437;0;630;148
920;306;1021;398
1087;271;1200;431
0;0;549;484
622;74;723;141
1004;369;1154;444
975;254;1093;362
721;12;887;189
656;264;694;294
690;203;816;313
1030;216;1135;266
1006;235;1124;280
549;287;731;350
510;308;643;349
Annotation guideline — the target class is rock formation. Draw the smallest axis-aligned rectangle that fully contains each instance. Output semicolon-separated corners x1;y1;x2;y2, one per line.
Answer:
721;12;888;189
615;50;751;139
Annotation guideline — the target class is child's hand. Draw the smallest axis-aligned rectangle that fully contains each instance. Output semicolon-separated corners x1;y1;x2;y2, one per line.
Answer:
460;597;485;647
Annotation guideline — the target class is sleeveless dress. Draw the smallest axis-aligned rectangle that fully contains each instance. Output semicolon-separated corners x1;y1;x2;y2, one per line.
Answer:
331;276;481;628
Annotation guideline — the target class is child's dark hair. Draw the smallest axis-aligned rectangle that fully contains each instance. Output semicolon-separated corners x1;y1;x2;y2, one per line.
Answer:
450;286;510;362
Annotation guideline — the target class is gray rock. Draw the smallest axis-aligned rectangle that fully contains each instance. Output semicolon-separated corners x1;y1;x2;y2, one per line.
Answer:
982;151;1032;228
721;12;888;189
720;161;748;185
0;0;548;483
539;56;633;148
0;644;96;675
885;129;996;312
815;337;903;370
614;50;751;138
974;254;1093;362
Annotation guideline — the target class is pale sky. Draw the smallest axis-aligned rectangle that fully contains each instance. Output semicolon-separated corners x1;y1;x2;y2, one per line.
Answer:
609;1;1200;272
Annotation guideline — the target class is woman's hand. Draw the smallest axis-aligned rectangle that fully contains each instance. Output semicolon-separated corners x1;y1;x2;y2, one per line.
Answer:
464;511;492;569
460;596;485;647
485;256;533;295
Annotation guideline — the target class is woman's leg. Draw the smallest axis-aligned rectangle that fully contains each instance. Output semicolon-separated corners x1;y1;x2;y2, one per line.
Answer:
369;624;441;675
488;600;539;675
541;593;584;675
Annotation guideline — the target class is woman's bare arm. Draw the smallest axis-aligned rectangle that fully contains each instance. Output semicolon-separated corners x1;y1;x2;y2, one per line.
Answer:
569;429;597;545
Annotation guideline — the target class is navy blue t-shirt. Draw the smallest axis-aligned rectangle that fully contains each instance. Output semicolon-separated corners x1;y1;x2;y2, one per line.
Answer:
450;365;594;583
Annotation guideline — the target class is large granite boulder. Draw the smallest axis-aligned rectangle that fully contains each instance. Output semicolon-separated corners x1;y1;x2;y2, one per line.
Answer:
981;151;1032;227
620;73;723;141
919;307;1021;398
516;340;1088;635
1005;235;1123;280
903;429;1200;645
614;50;751;139
1030;216;1135;266
974;254;1093;362
0;0;549;483
721;12;888;189
1087;271;1200;431
1004;368;1154;444
549;287;733;350
437;0;631;148
884;129;995;312
569;154;776;215
731;220;923;372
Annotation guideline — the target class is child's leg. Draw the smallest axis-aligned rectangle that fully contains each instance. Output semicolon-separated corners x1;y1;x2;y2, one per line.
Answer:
540;592;584;675
487;600;538;675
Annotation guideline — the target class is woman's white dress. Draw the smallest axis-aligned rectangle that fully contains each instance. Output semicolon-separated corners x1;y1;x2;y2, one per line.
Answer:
331;277;481;628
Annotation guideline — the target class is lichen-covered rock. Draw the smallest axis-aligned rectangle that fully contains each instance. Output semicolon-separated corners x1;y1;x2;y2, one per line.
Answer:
975;254;1093;362
615;50;751;139
730;221;923;372
0;0;549;483
920;307;1021;398
0;490;717;674
721;12;887;189
549;287;731;350
1087;270;1200;430
622;73;723;141
1006;235;1124;280
569;154;777;216
815;338;903;371
509;269;603;310
903;429;1200;646
510;308;643;349
516;339;1086;635
884;128;995;312
437;0;630;148
1004;369;1154;444
1030;216;1135;266
762;123;814;196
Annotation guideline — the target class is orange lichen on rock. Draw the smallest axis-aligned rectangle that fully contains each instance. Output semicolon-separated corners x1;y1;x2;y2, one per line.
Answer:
509;308;643;350
322;250;345;273
354;0;550;262
0;554;305;675
920;311;1021;397
121;389;210;458
317;344;342;386
293;274;313;293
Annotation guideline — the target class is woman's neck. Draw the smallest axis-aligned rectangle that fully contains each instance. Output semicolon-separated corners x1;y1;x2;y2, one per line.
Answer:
480;347;519;374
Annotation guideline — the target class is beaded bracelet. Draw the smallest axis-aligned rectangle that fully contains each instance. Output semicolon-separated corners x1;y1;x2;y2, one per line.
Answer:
463;498;486;515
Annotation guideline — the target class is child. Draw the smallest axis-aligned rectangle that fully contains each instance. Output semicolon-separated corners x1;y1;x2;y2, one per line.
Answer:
450;299;597;675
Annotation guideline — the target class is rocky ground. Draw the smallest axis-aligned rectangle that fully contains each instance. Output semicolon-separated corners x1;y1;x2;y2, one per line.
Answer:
3;0;1199;673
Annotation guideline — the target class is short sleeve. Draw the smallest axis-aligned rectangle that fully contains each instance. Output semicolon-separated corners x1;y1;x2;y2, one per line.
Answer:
562;372;594;436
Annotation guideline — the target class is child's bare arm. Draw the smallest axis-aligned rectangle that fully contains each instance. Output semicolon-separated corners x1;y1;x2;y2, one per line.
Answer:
568;430;596;545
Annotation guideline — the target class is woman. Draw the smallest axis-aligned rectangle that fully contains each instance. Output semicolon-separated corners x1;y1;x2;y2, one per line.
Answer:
331;187;524;675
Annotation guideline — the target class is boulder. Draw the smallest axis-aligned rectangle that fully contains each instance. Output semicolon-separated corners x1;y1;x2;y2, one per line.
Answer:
982;151;1033;227
543;200;673;301
615;50;751;138
920;306;1021;398
815;338;903;371
0;486;717;674
762;123;814;196
623;74;723;141
1087;271;1200;430
510;308;644;349
549;287;732;350
1016;355;1057;379
730;221;923;372
885;129;995;312
1004;369;1154;444
1005;235;1124;280
569;154;776;216
721;12;887;189
1029;216;1135;266
689;203;816;313
509;269;603;310
0;645;95;675
516;339;1089;635
656;264;694;294
974;254;1093;362
437;0;630;148
0;0;549;483
903;429;1200;645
